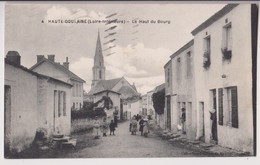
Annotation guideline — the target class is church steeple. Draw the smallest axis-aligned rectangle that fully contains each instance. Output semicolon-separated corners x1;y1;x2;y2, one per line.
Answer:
92;31;106;87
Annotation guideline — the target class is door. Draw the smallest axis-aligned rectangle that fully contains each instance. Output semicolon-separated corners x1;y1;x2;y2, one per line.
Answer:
4;85;11;156
211;89;218;142
166;96;171;130
198;102;205;141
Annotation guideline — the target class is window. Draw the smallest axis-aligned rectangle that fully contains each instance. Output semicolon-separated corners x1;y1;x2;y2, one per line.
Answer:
223;23;232;51
222;86;238;128
218;88;223;125
58;91;61;117
187;51;192;78
229;86;238;128
63;92;66;116
54;90;66;117
203;36;211;68
128;103;131;108
99;70;102;79
167;68;170;86
177;57;181;81
222;23;232;60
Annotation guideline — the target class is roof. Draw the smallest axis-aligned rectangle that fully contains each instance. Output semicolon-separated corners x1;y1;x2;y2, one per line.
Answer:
191;4;239;36
88;77;122;95
170;39;194;59
118;85;139;97
164;59;171;69
5;59;73;87
154;83;165;93
94;89;121;95
30;58;85;83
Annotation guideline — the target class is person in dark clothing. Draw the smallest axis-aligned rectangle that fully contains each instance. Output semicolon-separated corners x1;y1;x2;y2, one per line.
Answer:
181;108;186;134
139;117;144;136
109;120;116;135
114;115;118;127
210;109;217;141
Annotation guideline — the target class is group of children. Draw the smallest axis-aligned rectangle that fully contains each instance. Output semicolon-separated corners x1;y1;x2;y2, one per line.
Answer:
93;116;116;139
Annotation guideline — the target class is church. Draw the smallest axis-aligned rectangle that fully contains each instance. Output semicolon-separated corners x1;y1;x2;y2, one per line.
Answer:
88;32;141;120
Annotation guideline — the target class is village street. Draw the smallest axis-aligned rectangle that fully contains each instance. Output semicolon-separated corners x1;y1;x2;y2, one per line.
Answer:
65;120;218;158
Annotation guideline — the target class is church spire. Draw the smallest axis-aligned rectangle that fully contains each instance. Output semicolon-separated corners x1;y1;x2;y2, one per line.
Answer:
92;31;106;87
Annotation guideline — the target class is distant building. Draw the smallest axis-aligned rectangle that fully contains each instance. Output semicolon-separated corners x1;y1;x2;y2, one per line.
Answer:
30;55;85;110
88;32;140;120
141;94;147;116
4;51;72;153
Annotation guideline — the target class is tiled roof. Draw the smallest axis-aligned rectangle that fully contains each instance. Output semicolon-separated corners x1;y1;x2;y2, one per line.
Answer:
30;58;85;83
191;4;239;35
154;83;165;93
5;59;73;87
88;78;122;95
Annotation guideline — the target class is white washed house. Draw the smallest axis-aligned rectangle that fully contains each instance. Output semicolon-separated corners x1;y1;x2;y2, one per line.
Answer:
4;51;72;153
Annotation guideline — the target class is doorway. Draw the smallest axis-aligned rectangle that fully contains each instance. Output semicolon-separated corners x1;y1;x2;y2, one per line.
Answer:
210;89;218;143
166;96;171;130
198;102;205;141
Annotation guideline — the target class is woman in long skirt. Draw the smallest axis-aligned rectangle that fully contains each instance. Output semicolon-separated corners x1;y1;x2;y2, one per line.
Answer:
93;116;101;139
131;117;138;135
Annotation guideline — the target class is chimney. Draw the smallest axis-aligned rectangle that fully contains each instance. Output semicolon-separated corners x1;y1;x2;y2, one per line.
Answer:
37;55;44;63
6;51;21;66
63;57;69;69
47;55;55;62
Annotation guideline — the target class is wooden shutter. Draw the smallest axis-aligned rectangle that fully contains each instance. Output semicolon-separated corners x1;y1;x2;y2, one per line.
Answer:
231;87;238;128
63;92;66;116
218;88;223;125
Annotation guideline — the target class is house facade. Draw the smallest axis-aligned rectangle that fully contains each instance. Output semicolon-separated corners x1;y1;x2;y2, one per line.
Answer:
30;55;85;110
4;51;72;153
167;40;197;140
164;4;257;154
191;4;256;153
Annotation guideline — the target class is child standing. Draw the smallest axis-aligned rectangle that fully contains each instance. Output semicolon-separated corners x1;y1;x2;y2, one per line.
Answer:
109;120;116;135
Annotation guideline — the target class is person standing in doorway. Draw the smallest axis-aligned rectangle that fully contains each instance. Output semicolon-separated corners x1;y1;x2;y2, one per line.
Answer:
180;108;186;134
210;109;217;142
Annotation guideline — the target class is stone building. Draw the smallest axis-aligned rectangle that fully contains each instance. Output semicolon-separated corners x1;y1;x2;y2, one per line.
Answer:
164;4;257;154
30;55;85;110
4;51;72;153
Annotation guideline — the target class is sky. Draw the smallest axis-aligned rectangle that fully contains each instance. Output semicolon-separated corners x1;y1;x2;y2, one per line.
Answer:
4;2;227;94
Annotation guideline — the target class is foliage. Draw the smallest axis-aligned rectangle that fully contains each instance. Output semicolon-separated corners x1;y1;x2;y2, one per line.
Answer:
71;96;113;120
71;107;106;120
221;48;232;60
203;51;211;69
152;89;165;115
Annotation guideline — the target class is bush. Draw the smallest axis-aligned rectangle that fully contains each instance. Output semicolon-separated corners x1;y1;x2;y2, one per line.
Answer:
71;108;106;120
152;89;165;115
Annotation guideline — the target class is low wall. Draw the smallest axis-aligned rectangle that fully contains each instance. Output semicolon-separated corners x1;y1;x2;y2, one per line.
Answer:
71;118;94;133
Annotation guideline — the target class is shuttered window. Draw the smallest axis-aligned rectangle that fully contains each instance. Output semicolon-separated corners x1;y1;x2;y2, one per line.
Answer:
218;88;223;125
231;87;238;128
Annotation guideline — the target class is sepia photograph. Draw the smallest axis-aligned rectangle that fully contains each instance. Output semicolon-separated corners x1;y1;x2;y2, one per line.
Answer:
2;1;258;160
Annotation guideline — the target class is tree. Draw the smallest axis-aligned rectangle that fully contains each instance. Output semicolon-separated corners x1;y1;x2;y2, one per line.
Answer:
152;89;165;115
